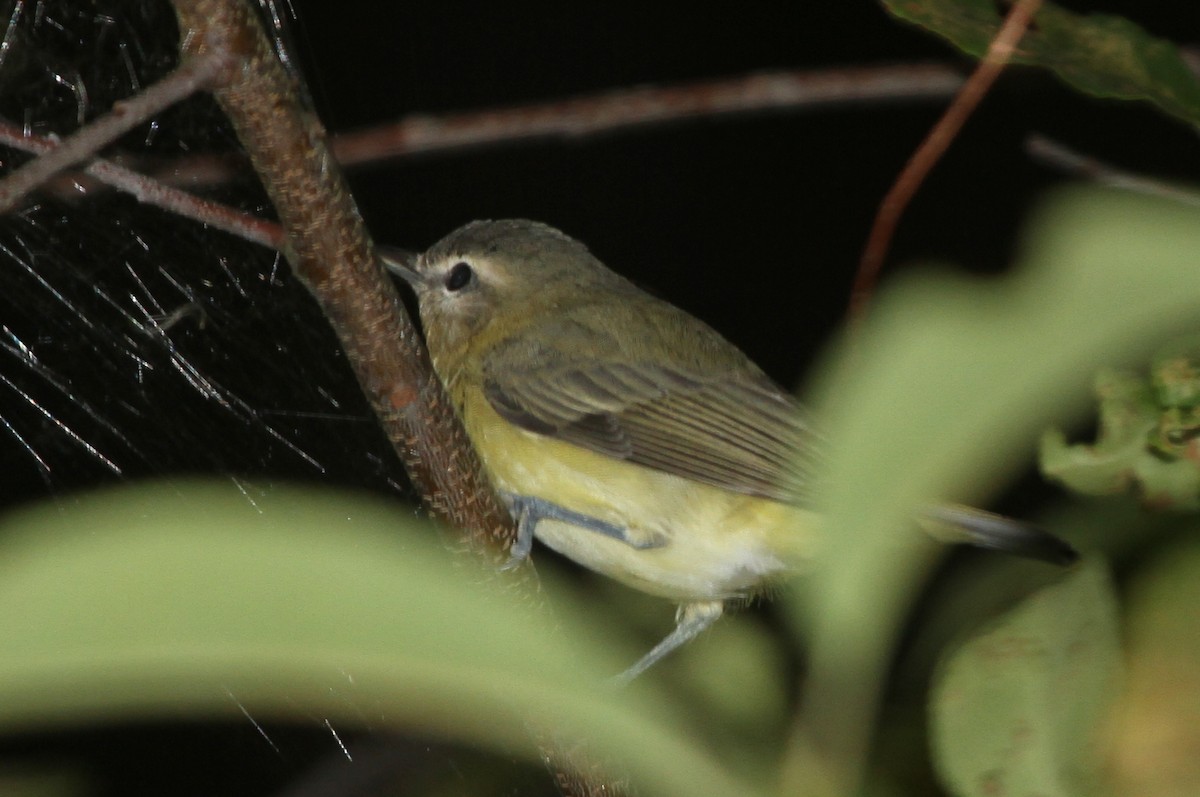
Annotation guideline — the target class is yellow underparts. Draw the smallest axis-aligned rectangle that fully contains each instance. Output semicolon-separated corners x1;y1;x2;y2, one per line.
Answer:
458;387;820;602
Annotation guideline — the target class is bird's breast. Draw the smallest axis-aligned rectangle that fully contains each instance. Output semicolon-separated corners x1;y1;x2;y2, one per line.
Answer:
455;385;819;601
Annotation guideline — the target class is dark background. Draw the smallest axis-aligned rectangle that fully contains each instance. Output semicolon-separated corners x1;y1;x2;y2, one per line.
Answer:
306;0;1199;387
0;1;1196;794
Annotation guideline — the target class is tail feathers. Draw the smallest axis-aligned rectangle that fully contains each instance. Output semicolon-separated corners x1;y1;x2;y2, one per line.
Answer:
920;504;1079;566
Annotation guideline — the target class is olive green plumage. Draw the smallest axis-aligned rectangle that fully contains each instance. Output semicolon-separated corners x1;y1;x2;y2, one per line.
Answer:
385;219;1075;681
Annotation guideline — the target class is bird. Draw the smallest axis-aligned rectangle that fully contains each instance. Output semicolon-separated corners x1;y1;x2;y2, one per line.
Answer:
381;219;1076;682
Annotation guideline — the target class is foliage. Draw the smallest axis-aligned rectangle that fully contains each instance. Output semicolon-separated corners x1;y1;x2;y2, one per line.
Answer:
882;0;1200;125
1041;338;1200;510
931;561;1122;797
2;189;1199;795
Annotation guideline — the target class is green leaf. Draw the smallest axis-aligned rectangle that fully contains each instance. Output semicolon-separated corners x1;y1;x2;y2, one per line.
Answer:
881;0;1200;126
811;188;1200;570
784;188;1200;792
930;560;1122;797
1108;538;1200;795
1041;341;1200;510
0;480;761;797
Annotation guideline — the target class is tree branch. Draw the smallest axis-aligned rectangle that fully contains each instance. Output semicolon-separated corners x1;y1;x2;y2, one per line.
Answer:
333;63;965;165
169;0;517;562
22;63;965;201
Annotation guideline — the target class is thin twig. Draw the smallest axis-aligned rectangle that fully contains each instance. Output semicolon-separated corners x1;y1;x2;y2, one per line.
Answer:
0;119;284;248
848;0;1044;328
29;63;966;200
0;61;965;285
170;0;518;561
1027;133;1200;207
0;52;230;214
333;64;965;166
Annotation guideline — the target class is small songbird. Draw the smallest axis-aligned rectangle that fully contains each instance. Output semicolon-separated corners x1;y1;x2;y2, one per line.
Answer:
382;219;1075;682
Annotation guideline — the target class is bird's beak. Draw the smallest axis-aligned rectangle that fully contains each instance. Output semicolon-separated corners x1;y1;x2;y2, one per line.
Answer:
377;245;423;288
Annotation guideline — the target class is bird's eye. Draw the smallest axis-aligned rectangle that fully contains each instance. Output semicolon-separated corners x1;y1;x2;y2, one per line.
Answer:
444;261;474;292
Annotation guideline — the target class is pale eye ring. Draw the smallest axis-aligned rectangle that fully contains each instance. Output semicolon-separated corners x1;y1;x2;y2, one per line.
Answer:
445;261;473;292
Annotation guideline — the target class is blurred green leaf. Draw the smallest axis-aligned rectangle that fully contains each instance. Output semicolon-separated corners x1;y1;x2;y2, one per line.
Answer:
0;480;761;797
815;190;1200;556
1107;538;1200;797
786;189;1200;793
1039;370;1190;507
930;560;1122;797
1151;335;1200;410
1041;339;1200;510
881;0;1200;126
1056;370;1160;485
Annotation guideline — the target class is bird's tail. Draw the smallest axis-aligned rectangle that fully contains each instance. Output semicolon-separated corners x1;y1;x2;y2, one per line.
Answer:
919;504;1079;566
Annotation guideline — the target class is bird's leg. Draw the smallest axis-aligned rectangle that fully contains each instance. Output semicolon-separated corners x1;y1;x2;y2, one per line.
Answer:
610;599;725;686
499;494;538;569
499;492;663;570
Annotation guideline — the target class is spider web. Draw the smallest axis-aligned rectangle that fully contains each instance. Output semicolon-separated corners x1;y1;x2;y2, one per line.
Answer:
0;0;411;510
0;4;554;795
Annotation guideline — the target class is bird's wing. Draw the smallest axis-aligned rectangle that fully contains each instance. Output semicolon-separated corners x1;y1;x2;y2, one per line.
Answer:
481;320;818;503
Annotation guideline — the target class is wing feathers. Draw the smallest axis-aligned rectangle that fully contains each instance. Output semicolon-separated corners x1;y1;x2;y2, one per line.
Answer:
483;359;815;503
